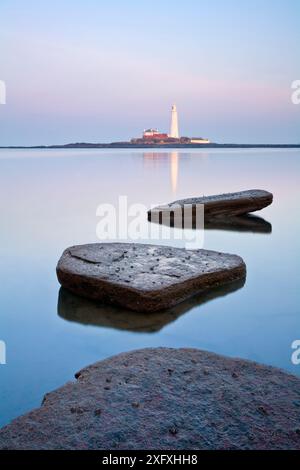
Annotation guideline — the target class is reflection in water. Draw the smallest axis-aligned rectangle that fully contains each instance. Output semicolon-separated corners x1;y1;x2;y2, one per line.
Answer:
57;279;245;333
143;152;179;195
148;211;272;234
205;214;272;233
170;152;178;194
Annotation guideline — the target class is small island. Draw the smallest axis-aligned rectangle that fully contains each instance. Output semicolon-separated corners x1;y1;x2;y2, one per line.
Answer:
1;105;299;149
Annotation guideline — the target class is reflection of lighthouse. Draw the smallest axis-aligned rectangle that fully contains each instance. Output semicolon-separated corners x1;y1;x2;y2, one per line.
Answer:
170;152;178;194
169;104;179;138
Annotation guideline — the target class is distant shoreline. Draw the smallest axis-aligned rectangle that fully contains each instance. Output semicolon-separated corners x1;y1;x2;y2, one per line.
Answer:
1;142;300;149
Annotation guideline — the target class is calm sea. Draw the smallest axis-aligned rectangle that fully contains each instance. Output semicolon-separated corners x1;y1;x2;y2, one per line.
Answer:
0;148;299;427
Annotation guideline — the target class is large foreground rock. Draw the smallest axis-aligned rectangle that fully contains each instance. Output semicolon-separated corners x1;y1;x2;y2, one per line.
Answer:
56;243;246;312
148;189;273;222
0;348;299;450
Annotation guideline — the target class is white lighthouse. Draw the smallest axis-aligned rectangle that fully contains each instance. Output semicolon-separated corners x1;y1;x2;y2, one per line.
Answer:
169;104;179;138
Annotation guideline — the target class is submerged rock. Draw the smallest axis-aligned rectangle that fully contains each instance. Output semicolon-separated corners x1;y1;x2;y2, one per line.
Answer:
56;243;246;312
148;189;273;223
0;348;299;450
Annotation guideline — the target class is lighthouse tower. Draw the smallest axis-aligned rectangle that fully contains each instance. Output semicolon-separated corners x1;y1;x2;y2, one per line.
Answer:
169;104;179;138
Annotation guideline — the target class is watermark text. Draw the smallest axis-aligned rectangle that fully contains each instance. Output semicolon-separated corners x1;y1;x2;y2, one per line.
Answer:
0;80;6;104
96;196;204;250
0;340;6;365
291;80;300;105
291;340;300;365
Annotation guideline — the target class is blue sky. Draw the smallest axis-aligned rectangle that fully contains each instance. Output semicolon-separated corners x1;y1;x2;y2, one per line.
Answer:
0;0;299;144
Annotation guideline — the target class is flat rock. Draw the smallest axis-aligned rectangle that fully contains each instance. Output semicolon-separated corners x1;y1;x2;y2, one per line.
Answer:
148;189;273;221
58;279;245;333
1;348;300;450
56;243;246;312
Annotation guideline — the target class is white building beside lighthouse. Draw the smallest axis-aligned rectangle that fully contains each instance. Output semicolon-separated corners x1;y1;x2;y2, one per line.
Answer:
169;104;179;138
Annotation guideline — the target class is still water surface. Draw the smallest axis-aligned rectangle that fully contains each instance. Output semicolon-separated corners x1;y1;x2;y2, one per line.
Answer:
0;148;299;426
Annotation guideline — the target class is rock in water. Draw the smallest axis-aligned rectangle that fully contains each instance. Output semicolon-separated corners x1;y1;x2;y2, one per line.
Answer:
0;348;299;450
56;243;246;312
148;189;273;222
